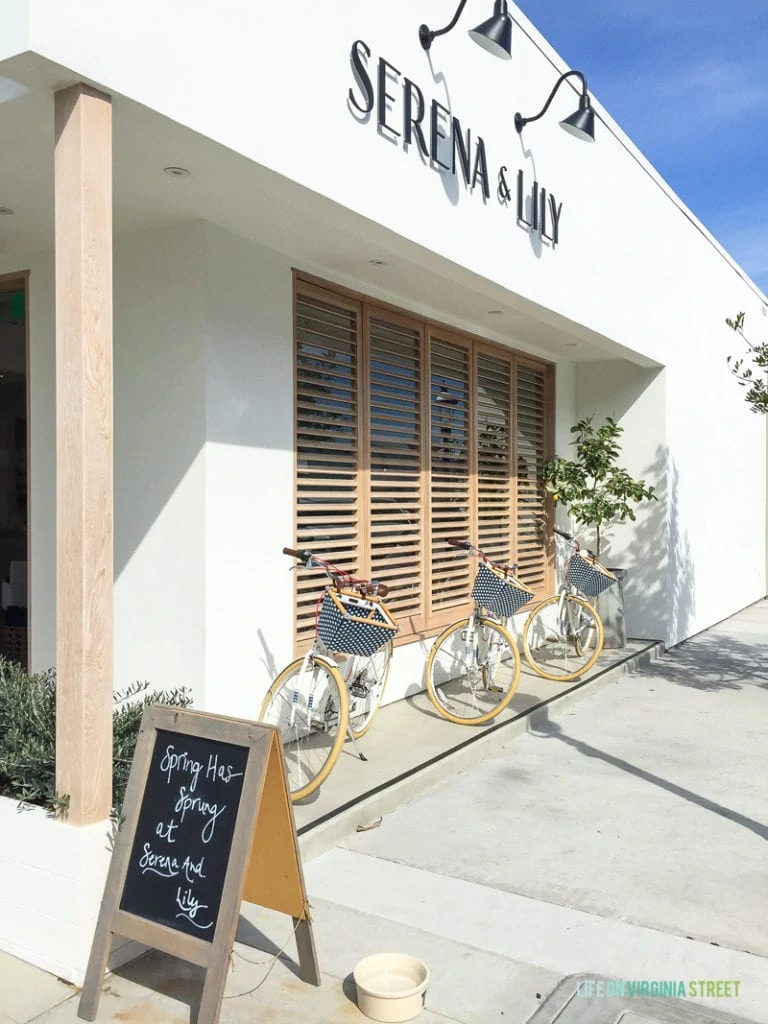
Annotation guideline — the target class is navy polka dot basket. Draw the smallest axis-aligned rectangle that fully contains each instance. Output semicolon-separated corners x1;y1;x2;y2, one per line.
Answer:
566;551;617;597
317;589;398;657
471;562;536;618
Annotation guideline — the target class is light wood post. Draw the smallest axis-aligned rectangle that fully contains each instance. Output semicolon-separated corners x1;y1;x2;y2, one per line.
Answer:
54;84;114;825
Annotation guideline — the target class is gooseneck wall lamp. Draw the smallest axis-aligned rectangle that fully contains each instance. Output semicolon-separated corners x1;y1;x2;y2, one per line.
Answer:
514;70;596;142
419;0;513;60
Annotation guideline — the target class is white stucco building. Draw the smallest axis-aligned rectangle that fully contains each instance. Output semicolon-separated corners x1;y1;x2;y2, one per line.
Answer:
0;0;765;984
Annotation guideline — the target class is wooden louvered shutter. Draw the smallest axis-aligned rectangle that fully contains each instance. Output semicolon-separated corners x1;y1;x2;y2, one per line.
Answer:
430;337;472;613
515;361;551;595
477;350;513;566
295;288;361;647
366;313;425;633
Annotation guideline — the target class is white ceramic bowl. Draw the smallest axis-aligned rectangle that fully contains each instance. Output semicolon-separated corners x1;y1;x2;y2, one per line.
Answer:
353;953;430;1023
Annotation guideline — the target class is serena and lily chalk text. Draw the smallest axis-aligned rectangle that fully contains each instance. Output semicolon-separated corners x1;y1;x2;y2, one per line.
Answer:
118;730;249;942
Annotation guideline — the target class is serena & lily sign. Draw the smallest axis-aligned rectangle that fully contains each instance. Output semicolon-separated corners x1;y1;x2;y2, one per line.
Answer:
348;39;564;246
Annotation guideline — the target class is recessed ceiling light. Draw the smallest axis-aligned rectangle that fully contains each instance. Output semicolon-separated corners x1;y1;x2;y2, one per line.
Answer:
0;207;14;215
369;259;388;267
163;166;190;178
488;310;503;316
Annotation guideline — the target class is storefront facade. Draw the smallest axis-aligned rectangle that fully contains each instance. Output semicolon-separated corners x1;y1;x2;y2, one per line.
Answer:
0;0;766;982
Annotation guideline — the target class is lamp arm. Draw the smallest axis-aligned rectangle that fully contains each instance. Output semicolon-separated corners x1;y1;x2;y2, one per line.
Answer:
419;0;471;50
516;70;588;128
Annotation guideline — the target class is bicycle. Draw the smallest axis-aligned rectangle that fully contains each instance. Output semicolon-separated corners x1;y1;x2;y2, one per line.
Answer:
259;547;398;801
520;527;615;681
425;539;525;725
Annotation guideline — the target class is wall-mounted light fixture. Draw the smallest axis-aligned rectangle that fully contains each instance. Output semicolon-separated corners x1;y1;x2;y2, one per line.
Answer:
514;70;595;142
419;0;513;60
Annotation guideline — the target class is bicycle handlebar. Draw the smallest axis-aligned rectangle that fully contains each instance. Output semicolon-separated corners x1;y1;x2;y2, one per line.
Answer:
447;537;472;551
447;538;520;576
283;547;389;598
553;528;599;560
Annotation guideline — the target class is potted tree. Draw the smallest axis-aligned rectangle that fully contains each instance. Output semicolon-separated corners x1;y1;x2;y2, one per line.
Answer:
541;416;657;648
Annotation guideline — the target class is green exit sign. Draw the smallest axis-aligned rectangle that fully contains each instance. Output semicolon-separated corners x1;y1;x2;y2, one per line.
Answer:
8;290;24;321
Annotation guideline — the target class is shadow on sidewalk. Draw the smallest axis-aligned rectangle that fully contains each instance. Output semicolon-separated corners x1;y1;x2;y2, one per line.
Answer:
634;630;768;693
529;713;768;843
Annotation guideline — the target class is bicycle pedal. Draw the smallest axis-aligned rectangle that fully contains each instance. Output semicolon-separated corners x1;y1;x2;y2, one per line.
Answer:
350;683;369;699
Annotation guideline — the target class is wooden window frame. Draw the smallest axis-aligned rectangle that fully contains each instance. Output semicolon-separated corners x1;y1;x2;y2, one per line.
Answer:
293;271;555;654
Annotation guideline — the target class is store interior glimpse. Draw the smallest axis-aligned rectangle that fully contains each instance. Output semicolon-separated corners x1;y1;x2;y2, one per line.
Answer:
0;282;27;669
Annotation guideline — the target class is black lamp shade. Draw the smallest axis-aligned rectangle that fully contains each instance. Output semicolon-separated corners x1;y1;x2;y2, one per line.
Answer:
468;0;512;60
559;99;595;142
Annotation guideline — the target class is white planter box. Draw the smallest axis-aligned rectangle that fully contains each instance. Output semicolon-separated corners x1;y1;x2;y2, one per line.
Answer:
0;796;142;984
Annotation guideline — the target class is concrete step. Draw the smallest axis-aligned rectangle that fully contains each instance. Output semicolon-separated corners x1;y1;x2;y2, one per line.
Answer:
297;638;665;861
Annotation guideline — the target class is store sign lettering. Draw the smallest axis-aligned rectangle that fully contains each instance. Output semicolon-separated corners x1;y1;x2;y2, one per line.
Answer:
348;39;564;246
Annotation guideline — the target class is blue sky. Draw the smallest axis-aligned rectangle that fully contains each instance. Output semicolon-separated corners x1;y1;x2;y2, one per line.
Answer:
516;0;768;292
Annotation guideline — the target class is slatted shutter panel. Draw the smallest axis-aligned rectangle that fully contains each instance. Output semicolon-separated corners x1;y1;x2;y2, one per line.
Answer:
477;351;513;566
516;362;549;594
367;315;424;630
430;338;472;611
295;290;360;647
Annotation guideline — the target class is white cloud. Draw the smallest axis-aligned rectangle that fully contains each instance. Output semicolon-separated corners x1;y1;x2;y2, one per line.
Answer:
596;58;768;147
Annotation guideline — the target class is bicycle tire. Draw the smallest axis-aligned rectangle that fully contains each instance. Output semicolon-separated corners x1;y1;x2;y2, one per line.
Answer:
521;593;603;681
259;653;348;802
426;616;521;726
348;639;393;739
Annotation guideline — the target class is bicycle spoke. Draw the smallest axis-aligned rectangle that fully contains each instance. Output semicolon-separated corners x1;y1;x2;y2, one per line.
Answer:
260;657;346;798
428;618;520;724
523;594;602;681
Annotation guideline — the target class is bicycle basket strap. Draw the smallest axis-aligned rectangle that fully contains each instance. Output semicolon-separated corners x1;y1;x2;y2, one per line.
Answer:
471;562;535;617
317;589;398;657
566;552;617;597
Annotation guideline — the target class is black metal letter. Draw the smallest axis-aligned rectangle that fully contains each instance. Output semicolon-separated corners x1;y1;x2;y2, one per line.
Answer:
541;187;551;238
532;181;539;231
471;138;490;200
517;170;531;227
378;58;402;137
451;116;472;185
497;166;512;204
549;193;563;245
348;40;374;115
404;78;429;158
431;100;451;170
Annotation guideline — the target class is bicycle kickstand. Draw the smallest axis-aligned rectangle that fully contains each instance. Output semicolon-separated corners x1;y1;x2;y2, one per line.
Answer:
346;725;368;762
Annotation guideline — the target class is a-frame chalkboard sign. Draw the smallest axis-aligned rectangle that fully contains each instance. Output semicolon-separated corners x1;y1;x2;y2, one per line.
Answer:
78;706;319;1024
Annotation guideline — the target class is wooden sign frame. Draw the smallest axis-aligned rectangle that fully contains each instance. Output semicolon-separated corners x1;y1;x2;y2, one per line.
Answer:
78;706;319;1024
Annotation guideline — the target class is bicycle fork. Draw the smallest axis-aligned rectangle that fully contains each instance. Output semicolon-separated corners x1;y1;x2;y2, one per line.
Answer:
294;653;368;762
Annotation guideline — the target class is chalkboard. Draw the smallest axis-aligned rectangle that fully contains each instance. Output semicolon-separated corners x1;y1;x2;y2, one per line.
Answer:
119;730;249;940
78;707;319;1024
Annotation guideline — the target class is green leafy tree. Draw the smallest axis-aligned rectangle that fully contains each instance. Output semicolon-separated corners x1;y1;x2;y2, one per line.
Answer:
725;312;768;414
541;416;657;558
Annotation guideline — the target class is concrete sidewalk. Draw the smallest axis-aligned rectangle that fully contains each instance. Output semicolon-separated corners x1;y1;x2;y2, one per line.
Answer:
1;599;766;1024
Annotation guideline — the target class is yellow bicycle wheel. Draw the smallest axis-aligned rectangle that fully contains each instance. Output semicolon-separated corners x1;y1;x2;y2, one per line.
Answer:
426;616;521;725
259;653;348;802
522;593;603;681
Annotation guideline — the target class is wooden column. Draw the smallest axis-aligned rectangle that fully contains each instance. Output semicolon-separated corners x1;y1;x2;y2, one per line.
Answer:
54;84;114;825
